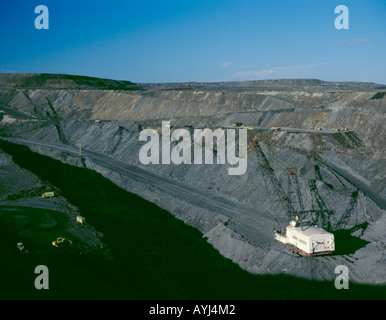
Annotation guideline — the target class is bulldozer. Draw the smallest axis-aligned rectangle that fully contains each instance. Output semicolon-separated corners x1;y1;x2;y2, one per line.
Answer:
52;237;72;248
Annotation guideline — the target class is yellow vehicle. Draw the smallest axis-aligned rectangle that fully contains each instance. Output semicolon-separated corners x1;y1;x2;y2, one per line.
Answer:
245;126;253;130
52;237;72;247
76;216;86;224
95;119;101;123
42;192;55;198
270;126;281;131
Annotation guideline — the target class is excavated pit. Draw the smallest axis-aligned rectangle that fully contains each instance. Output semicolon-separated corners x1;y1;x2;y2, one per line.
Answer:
1;74;385;288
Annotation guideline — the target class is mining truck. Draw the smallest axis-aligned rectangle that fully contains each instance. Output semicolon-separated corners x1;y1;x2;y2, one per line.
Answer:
42;191;55;198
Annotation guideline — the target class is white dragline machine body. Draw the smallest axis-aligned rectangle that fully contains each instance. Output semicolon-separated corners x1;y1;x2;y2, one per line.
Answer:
274;218;335;256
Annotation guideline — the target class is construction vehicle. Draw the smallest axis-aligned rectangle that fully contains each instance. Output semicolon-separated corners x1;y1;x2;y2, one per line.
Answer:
250;141;335;256
95;119;101;123
274;217;335;256
42;191;55;198
274;168;335;256
76;215;86;224
52;237;72;247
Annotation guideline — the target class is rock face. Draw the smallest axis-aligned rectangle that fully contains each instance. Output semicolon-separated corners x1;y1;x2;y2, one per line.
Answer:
1;73;385;284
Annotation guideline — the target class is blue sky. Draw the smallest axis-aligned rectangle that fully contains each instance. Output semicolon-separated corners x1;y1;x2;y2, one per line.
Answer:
0;0;385;83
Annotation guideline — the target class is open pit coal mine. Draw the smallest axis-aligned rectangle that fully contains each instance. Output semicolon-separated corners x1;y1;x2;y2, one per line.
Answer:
0;73;385;299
